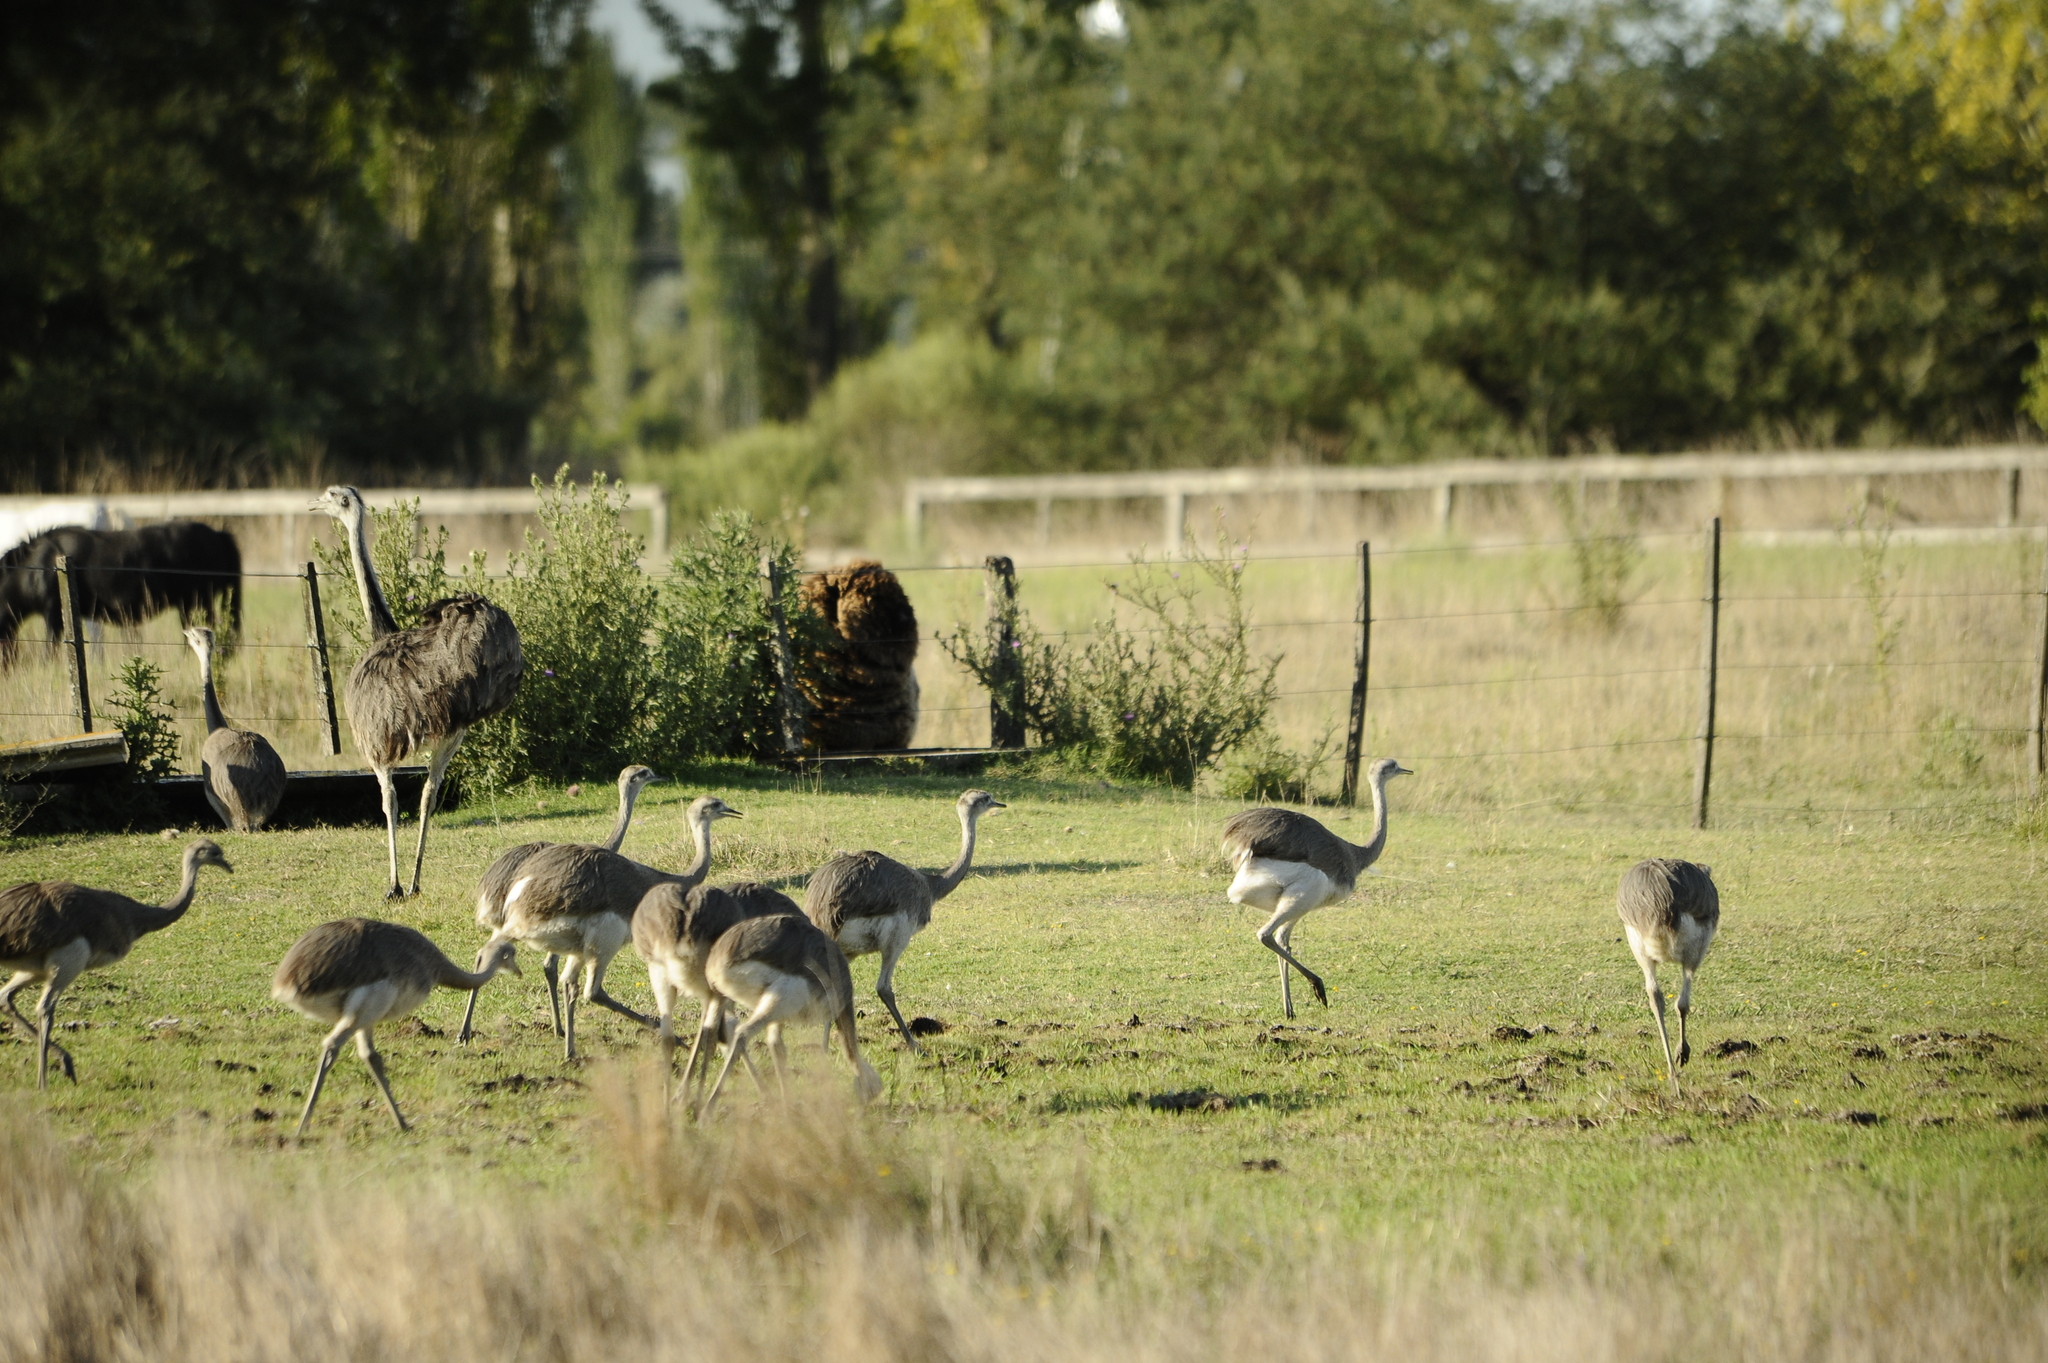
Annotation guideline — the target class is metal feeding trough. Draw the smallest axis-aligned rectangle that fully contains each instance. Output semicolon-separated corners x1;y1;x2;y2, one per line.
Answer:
150;767;435;830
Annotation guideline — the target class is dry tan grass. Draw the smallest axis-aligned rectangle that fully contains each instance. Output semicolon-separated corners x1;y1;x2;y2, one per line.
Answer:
1;1087;2041;1363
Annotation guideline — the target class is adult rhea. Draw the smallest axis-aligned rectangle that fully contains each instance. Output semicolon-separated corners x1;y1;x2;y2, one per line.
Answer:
311;485;524;898
1616;858;1720;1095
0;839;232;1086
1220;757;1412;1017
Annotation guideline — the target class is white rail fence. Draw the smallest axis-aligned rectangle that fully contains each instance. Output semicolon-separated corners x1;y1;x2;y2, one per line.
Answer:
0;486;670;573
904;446;2048;550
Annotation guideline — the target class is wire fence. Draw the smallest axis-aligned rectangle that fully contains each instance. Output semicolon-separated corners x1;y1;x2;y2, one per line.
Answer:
2;528;2041;828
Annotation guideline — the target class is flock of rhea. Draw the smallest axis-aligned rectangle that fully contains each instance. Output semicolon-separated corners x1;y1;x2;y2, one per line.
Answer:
0;485;1725;1139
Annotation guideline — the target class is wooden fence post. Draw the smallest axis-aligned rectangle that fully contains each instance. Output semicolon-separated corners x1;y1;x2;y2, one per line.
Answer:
53;554;92;732
984;555;1025;748
1341;541;1371;806
2030;536;2048;792
302;562;342;756
1692;518;1722;829
761;553;807;755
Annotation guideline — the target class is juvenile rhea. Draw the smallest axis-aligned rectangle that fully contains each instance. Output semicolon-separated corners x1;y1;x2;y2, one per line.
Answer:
803;789;1005;1050
634;879;801;1102
274;917;520;1135
1616;858;1720;1095
698;911;881;1117
186;626;287;831
1220;756;1412;1017
0;839;231;1086
460;764;660;1040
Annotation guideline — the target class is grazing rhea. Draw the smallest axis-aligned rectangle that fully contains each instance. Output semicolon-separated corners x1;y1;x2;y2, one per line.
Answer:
185;626;287;831
634;879;802;1100
803;790;1005;1051
468;795;742;1059
458;764;660;1041
274;918;520;1136
1221;757;1413;1018
1616;859;1720;1095
311;486;524;898
698;912;881;1117
0;839;231;1086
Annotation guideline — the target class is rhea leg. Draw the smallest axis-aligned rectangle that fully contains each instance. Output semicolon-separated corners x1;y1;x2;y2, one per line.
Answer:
1637;958;1679;1095
1256;894;1327;1018
542;954;564;1036
679;997;721;1107
296;1021;354;1136
406;728;466;897
581;951;655;1030
33;967;81;1088
374;766;402;899
873;940;919;1052
357;1029;408;1133
1675;965;1698;1068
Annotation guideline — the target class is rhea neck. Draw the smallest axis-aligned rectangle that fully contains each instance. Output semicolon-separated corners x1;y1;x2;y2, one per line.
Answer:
602;781;646;854
1345;769;1396;876
130;848;209;936
677;807;719;889
927;805;986;902
190;638;226;734
442;949;515;992
341;504;399;640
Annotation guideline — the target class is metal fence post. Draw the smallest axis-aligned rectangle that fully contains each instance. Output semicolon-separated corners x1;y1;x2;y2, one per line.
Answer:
2030;536;2048;792
984;555;1025;748
761;553;807;755
1692;518;1722;829
1341;541;1371;806
53;554;92;732
303;562;342;756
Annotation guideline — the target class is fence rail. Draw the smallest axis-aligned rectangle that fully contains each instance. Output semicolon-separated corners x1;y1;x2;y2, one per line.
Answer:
904;446;2048;547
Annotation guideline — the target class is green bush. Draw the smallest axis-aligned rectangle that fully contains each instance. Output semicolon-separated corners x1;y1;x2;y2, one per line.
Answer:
458;469;656;791
945;541;1279;788
108;657;181;783
641;511;817;765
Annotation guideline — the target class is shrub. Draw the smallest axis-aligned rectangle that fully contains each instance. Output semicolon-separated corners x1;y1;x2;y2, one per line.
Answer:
641;511;819;765
1554;485;1643;633
459;469;656;790
945;540;1278;788
107;657;181;783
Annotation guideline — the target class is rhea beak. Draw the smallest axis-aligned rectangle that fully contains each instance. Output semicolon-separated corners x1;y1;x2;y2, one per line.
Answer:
1394;764;1415;777
989;800;1008;809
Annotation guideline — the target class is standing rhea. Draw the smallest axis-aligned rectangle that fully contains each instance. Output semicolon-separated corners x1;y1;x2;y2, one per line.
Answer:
634;879;802;1102
698;912;881;1117
185;626;287;831
1616;858;1720;1095
467;795;743;1058
459;764;660;1041
274;918;521;1136
1221;757;1413;1018
311;486;524;898
803;789;1005;1051
0;839;232;1086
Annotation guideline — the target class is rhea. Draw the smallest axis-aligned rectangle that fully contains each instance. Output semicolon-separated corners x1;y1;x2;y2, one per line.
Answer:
1220;757;1413;1017
0;839;232;1086
458;764;660;1042
185;626;287;831
467;795;742;1059
697;911;881;1117
635;879;800;1102
1617;858;1720;1095
274;917;521;1135
311;485;524;898
803;789;1004;1051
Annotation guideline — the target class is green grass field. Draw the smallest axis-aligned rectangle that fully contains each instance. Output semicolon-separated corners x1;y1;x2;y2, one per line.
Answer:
1;766;2042;1357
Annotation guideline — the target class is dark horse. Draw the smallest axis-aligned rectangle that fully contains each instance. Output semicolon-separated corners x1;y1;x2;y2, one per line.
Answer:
0;523;242;663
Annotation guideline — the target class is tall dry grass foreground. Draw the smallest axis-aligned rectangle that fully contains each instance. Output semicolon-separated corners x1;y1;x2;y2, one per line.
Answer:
1;1068;2041;1363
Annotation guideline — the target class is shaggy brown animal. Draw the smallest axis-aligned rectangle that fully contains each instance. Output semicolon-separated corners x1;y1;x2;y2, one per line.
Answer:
799;559;920;750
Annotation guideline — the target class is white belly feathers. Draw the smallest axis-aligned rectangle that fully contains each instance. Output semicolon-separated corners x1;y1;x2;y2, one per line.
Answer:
1227;856;1344;914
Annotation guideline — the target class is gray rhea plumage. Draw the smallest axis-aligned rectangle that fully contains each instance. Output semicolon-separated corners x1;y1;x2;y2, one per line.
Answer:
463;795;740;1058
802;789;1004;1052
274;917;518;1136
186;626;286;831
636;879;804;1105
460;765;659;1041
1221;757;1412;1019
312;485;524;899
0;839;231;1086
696;911;879;1115
1615;858;1721;1093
